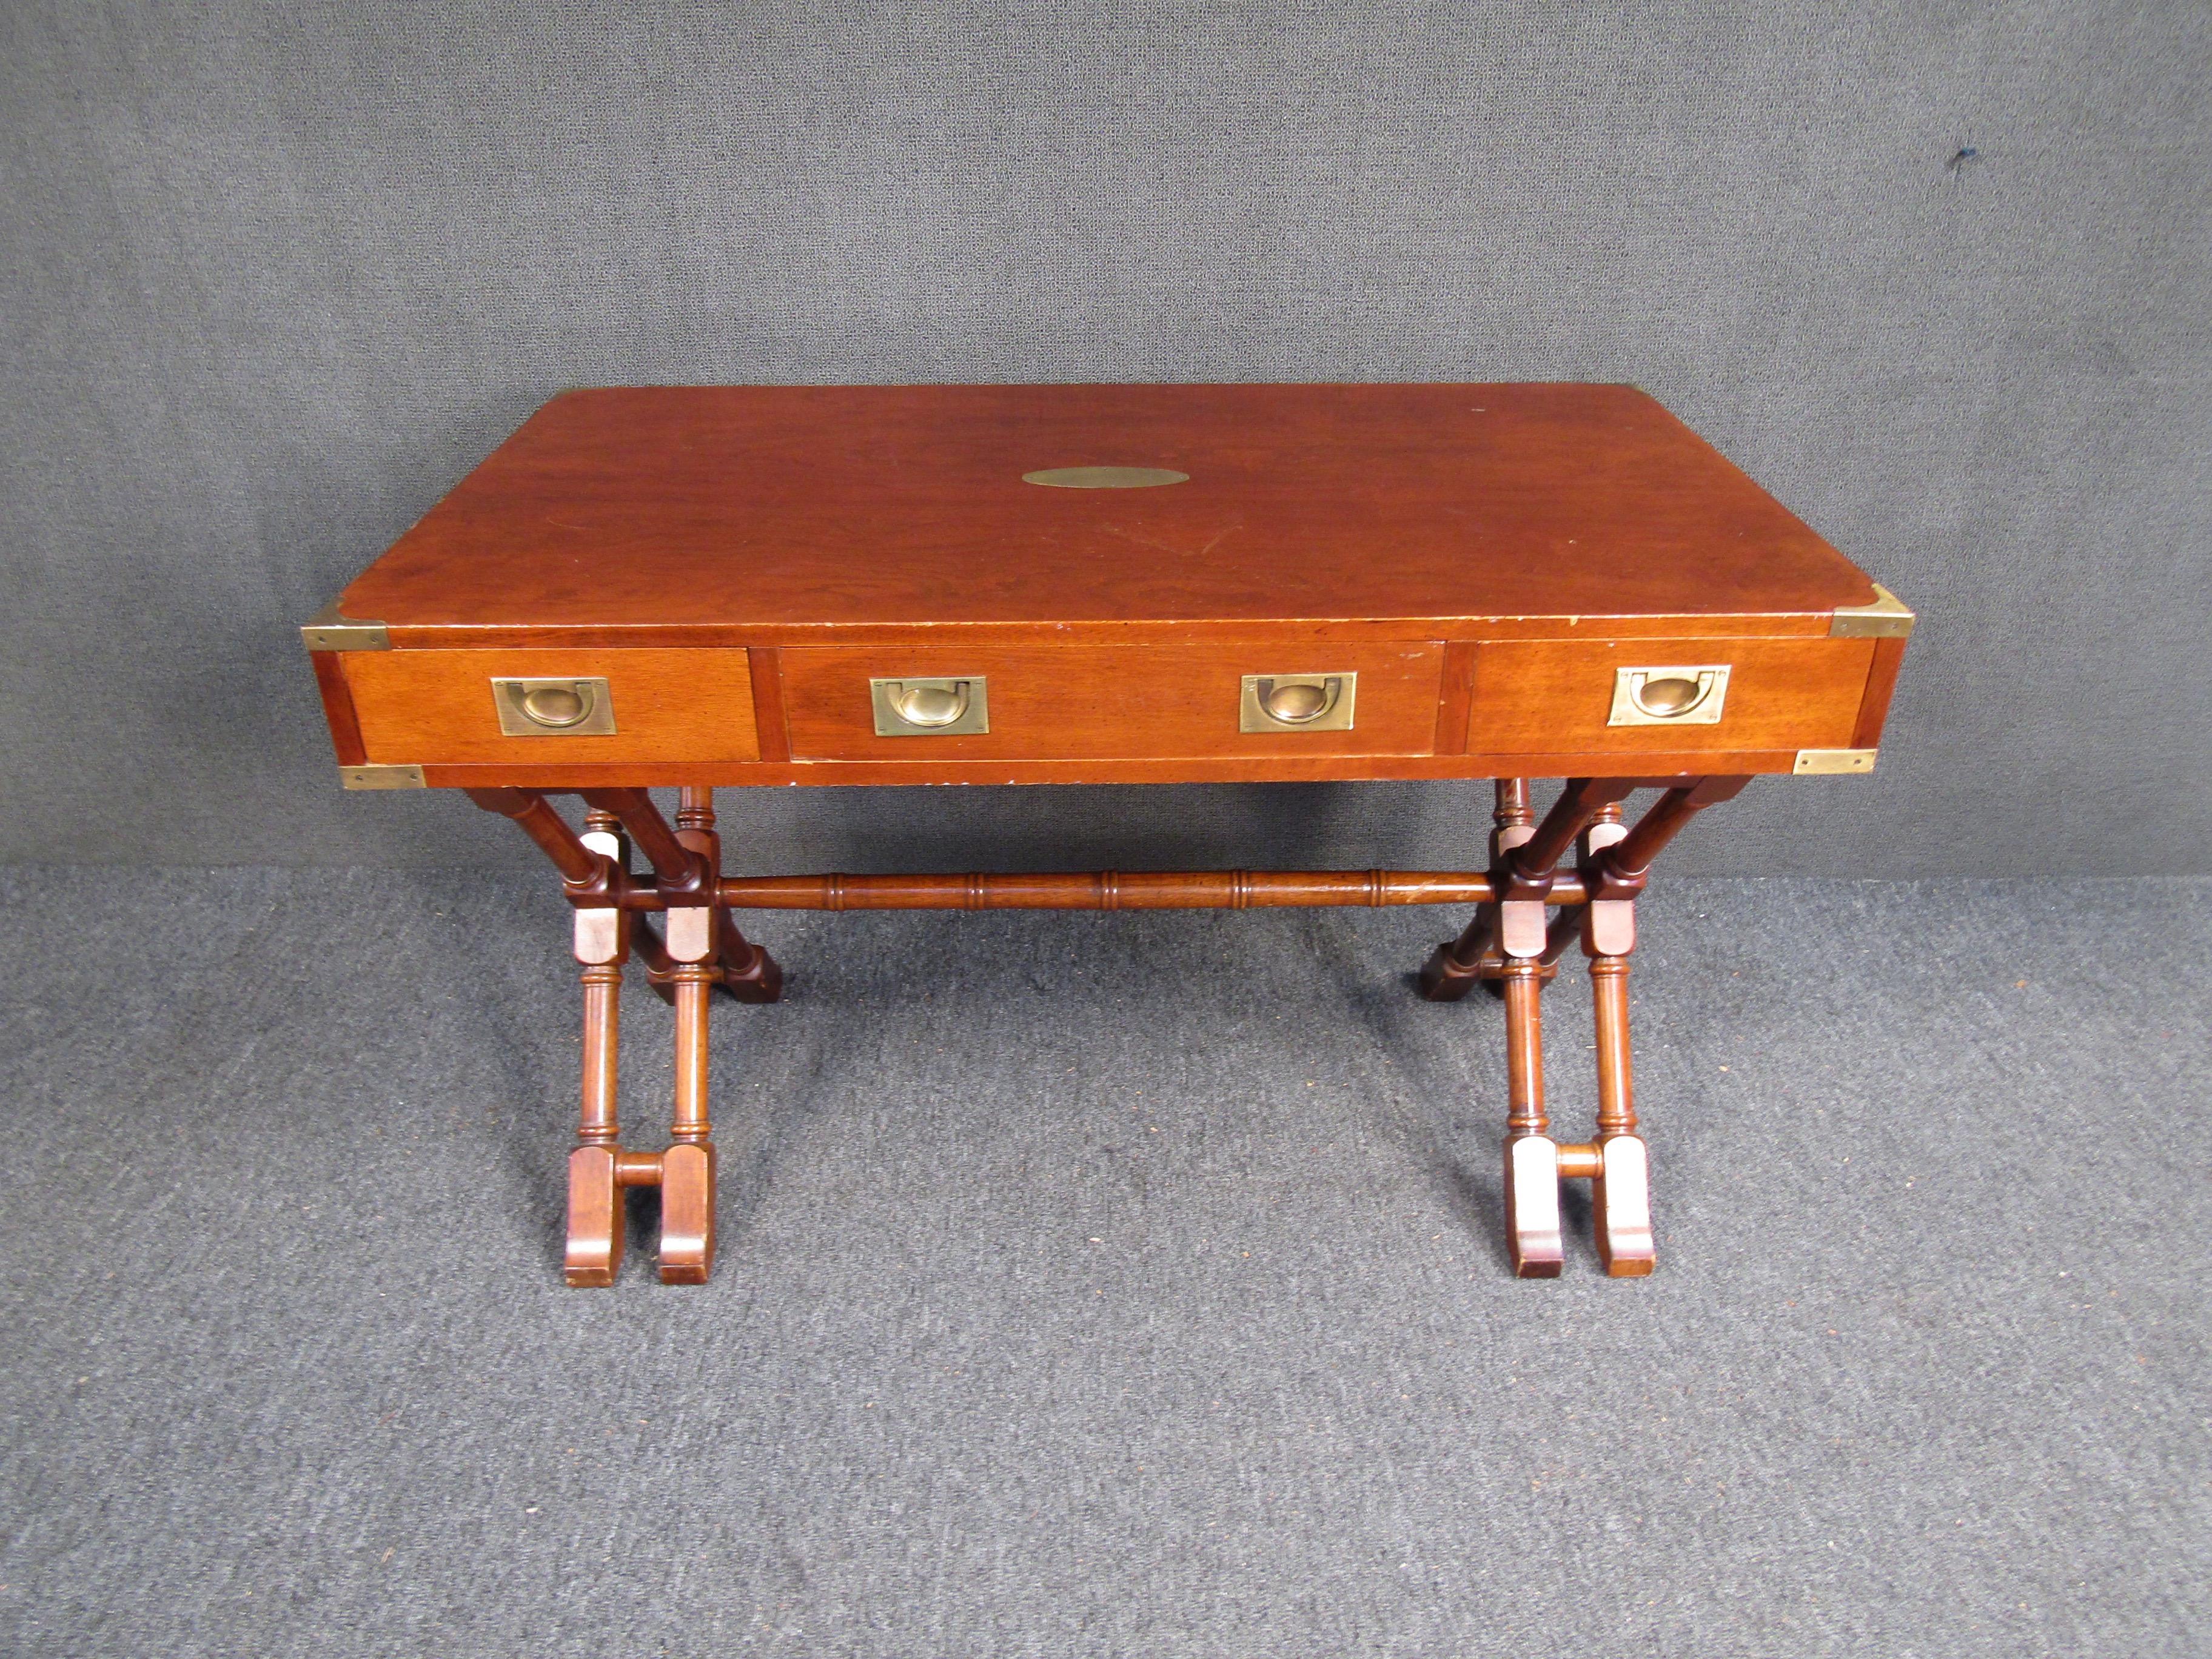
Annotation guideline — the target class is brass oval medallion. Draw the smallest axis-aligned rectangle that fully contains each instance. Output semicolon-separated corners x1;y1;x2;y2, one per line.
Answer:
1022;466;1189;489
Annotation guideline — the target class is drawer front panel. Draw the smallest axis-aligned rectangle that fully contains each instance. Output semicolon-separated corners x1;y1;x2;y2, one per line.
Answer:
781;643;1445;762
347;649;759;765
1466;638;1872;755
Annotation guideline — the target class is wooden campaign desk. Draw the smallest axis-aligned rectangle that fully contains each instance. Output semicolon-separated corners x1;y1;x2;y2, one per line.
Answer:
304;384;1911;1285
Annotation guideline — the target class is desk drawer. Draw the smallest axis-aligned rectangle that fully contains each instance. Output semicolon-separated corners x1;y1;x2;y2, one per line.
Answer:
1465;638;1874;756
346;648;759;765
781;643;1446;762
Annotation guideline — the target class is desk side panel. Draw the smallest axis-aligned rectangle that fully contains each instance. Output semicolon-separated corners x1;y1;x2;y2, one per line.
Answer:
1850;637;1910;750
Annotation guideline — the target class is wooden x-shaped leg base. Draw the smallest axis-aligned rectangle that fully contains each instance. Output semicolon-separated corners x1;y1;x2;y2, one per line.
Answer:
1418;776;1746;1276
469;785;782;1286
472;774;1744;1287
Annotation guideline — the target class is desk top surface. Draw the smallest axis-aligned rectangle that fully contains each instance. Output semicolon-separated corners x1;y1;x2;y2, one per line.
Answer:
339;383;1877;640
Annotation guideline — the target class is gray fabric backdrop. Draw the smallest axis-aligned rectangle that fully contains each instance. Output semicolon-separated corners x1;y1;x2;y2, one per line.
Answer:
3;1;2207;876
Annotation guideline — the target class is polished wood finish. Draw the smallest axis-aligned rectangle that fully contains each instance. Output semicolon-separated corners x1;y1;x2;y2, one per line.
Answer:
1503;777;1638;894
310;651;367;767
579;787;712;901
1593;774;1752;891
464;786;602;884
1581;802;1654;1276
1463;638;1872;757
312;383;1911;1287
314;384;1902;787
472;773;1772;1285
718;869;1521;910
348;648;759;766
1502;967;1548;1139
675;787;783;1004
338;384;1879;644
529;786;781;1285
780;642;1446;762
1851;635;1911;751
744;647;794;763
661;968;716;1285
1422;776;1612;998
1413;780;1697;1275
405;749;1817;790
1433;643;1478;757
565;890;629;1288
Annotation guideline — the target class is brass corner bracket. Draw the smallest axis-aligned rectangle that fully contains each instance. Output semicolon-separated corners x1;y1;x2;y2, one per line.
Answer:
301;600;390;651
1830;582;1914;639
1793;749;1878;776
340;764;424;789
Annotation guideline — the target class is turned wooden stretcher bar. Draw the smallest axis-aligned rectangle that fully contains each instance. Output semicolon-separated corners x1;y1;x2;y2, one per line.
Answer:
303;383;1911;1284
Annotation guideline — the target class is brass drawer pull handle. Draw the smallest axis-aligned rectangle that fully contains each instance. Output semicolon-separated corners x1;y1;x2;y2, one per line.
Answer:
1241;672;1357;732
1260;677;1338;723
492;677;617;736
1607;665;1731;727
871;677;990;736
1634;673;1712;719
894;682;968;726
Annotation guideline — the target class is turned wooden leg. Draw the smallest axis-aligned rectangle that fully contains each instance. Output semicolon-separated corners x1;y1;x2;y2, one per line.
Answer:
565;905;629;1287
1500;959;1563;1276
1420;779;1534;1000
657;905;717;1285
1582;806;1654;1276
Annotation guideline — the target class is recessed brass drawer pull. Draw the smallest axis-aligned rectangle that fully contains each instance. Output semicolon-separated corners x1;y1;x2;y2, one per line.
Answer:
492;677;617;736
1607;665;1730;727
1241;672;1356;732
871;677;990;736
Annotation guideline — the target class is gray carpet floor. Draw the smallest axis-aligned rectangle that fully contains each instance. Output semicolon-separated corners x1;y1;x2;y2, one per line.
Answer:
0;868;2204;1658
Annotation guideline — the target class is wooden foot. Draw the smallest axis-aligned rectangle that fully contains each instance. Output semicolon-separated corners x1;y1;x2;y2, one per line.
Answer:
565;1144;623;1288
1590;1134;1654;1276
658;1141;716;1284
1504;1134;1564;1276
